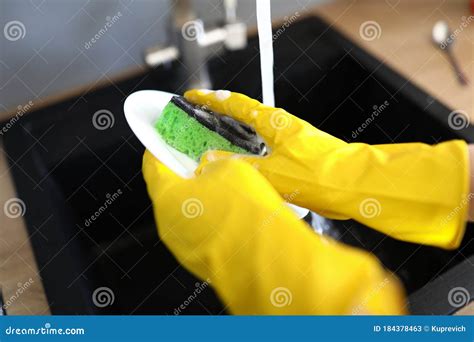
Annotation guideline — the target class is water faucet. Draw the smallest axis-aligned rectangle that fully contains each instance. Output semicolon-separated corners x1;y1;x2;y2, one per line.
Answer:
144;0;247;89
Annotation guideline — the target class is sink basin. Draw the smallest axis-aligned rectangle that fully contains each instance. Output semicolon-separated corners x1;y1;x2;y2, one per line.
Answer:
3;16;473;315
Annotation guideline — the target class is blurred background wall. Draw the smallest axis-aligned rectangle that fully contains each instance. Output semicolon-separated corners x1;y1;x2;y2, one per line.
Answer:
0;0;328;111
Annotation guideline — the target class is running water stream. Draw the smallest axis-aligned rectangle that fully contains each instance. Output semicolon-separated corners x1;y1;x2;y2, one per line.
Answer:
256;0;275;107
256;0;310;219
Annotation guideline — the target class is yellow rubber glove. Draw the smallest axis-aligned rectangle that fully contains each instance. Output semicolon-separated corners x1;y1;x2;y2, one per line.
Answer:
143;150;407;314
185;90;470;250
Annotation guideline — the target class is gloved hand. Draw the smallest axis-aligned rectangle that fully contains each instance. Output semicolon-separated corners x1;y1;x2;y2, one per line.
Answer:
143;150;407;314
185;90;469;250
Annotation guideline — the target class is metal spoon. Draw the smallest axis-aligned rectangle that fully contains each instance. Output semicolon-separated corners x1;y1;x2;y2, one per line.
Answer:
432;20;468;86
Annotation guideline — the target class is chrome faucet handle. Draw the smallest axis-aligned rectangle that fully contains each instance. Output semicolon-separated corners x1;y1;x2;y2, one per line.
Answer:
224;0;237;23
223;21;246;50
144;0;247;88
223;0;247;50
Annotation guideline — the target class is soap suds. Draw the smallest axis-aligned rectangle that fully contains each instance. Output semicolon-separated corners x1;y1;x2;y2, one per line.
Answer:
215;90;231;101
197;89;214;95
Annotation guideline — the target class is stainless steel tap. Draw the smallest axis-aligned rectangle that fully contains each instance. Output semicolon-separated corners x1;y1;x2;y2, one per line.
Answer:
144;0;247;89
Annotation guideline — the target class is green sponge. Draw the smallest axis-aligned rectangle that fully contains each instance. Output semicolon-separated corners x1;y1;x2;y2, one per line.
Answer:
156;102;247;161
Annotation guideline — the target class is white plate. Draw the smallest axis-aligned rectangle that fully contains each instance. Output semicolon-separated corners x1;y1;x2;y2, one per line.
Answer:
124;90;198;178
124;89;309;218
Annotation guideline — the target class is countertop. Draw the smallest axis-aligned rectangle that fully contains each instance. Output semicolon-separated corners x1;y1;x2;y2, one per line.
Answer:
0;0;472;315
315;0;473;118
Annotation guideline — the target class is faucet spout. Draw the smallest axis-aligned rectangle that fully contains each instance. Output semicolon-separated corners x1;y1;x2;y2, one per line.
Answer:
144;0;247;90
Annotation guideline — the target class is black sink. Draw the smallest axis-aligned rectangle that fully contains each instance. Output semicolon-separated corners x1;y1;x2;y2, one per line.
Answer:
3;16;473;315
